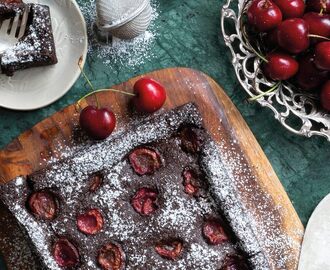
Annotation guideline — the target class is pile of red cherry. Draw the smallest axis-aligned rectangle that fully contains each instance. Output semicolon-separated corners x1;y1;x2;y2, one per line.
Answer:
246;0;330;110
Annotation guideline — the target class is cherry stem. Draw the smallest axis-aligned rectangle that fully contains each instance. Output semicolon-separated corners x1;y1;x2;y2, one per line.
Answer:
76;57;136;109
78;57;101;108
241;25;268;63
308;34;330;41
251;45;268;62
77;88;135;105
248;82;280;101
79;64;95;92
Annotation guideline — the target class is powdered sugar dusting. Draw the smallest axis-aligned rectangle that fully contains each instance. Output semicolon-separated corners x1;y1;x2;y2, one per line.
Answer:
200;141;270;269
0;103;295;270
1;177;60;270
215;138;304;269
0;200;41;270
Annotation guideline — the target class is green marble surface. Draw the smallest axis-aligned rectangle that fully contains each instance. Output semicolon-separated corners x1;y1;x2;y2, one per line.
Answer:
0;0;329;233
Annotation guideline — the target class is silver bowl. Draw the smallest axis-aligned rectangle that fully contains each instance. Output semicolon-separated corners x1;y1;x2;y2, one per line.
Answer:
221;0;330;140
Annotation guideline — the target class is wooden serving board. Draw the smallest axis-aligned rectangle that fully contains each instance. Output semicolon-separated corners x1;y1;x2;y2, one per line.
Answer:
0;68;303;269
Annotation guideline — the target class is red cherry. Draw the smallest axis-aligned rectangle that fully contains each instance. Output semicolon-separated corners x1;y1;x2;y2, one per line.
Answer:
155;240;183;260
263;28;279;48
262;52;299;80
203;220;229;245
79;106;116;140
295;54;329;90
273;0;305;18
133;77;166;113
76;209;104;235
303;12;330;43
315;41;330;70
321;81;330;111
306;0;330;13
277;18;310;54
128;147;162;176
97;242;125;270
53;238;80;267
27;191;58;220
131;187;158;216
247;0;283;32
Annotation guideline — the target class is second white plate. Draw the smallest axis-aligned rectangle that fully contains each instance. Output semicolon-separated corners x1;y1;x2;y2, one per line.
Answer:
0;0;88;111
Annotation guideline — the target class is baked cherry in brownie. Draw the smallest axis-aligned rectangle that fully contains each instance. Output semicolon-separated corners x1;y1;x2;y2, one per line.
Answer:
179;126;204;153
182;167;199;196
155;239;183;260
128;147;162;175
27;190;58;220
53;238;80;268
203;220;229;245
88;172;104;192
76;208;104;235
131;187;159;215
220;254;249;270
97;242;126;270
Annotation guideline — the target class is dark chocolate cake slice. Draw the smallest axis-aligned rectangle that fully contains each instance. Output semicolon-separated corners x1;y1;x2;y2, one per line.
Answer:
0;3;58;76
0;0;24;18
0;103;270;270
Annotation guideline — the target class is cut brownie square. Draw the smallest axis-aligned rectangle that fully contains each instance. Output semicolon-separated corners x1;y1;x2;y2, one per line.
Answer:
0;0;24;18
0;3;58;76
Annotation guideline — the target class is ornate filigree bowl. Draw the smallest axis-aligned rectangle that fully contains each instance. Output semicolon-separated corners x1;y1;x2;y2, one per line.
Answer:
221;0;330;140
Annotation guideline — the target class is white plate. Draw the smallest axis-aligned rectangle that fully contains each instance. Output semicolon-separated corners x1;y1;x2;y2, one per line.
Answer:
0;0;88;110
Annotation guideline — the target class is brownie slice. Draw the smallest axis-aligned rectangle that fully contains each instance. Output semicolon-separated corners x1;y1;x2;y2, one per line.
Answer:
0;0;24;18
0;3;58;76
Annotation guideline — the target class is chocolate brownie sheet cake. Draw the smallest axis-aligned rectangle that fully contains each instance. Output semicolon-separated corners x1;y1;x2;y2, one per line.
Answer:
0;1;57;76
0;103;271;269
0;0;24;18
